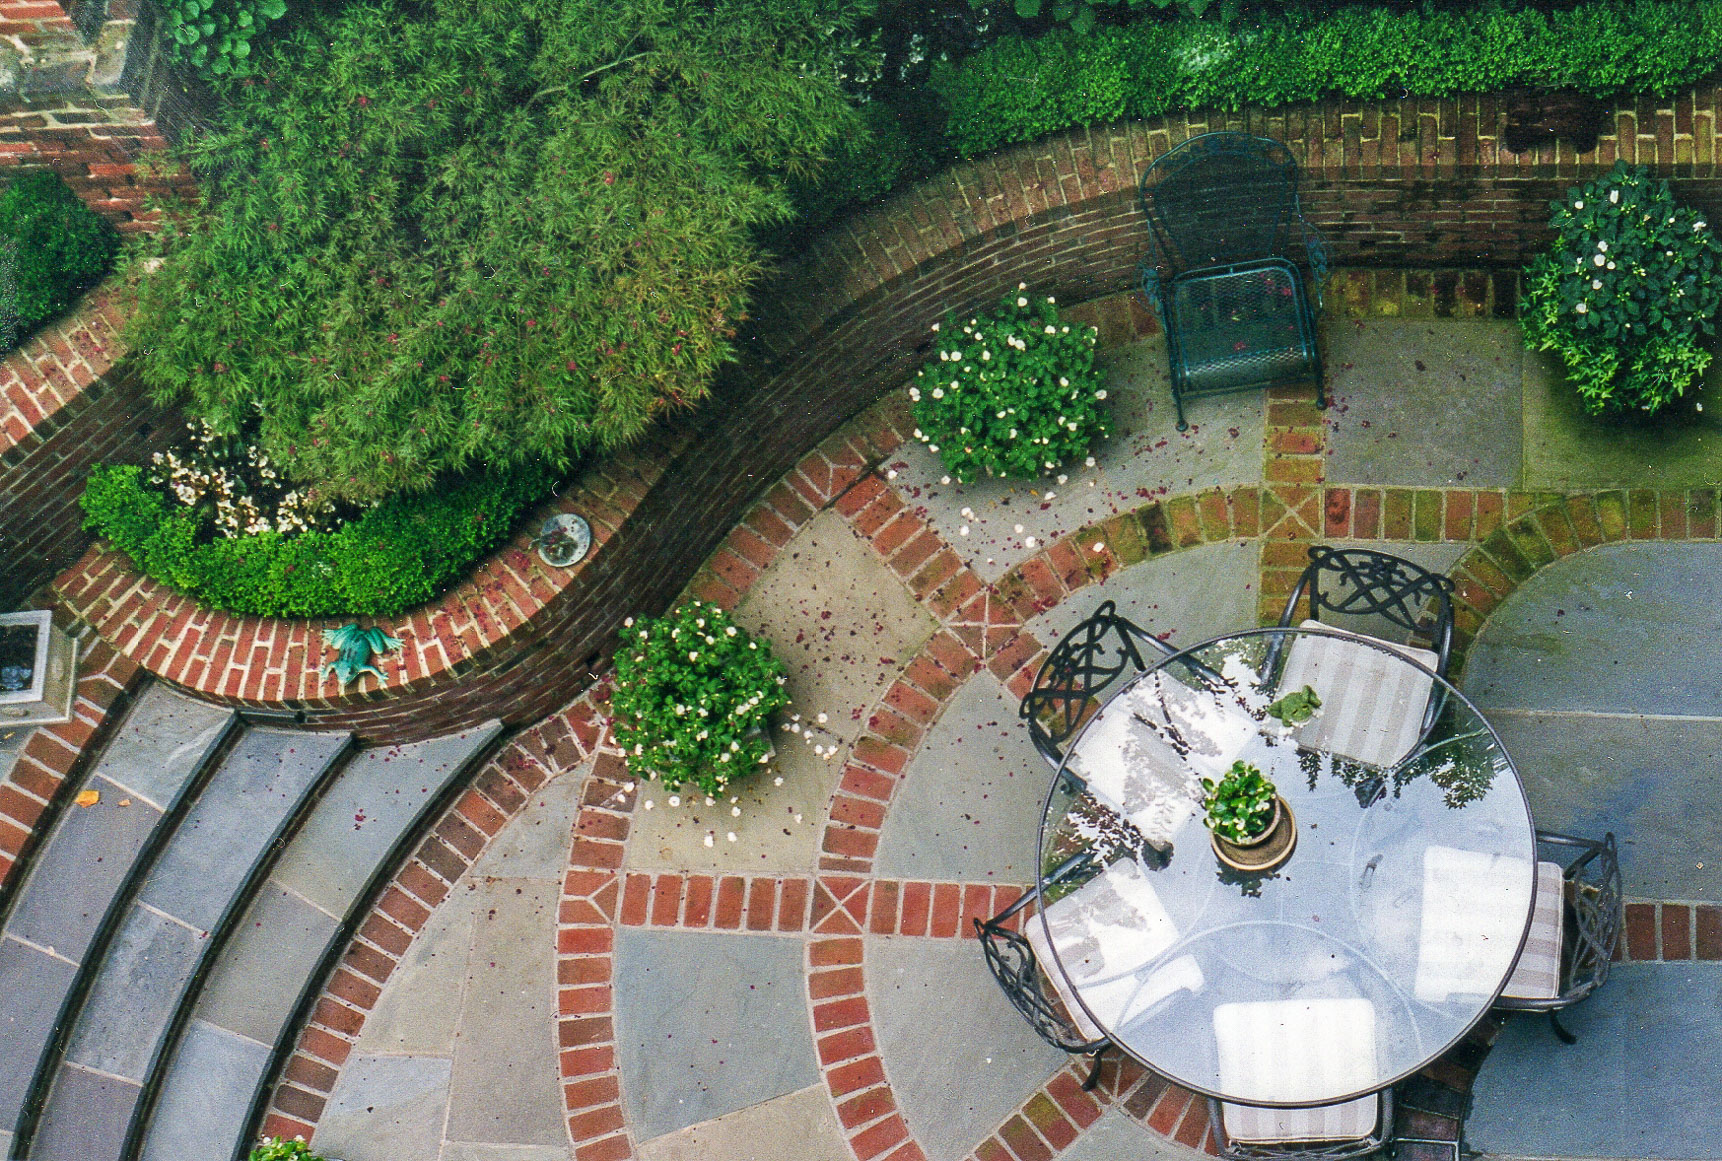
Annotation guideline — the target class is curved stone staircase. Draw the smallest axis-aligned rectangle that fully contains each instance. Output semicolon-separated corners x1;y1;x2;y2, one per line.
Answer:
0;680;502;1161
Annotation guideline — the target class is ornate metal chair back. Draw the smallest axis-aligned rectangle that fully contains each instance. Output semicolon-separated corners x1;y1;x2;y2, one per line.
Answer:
1139;133;1301;276
1296;546;1456;661
974;919;1095;1053
1558;830;1624;1002
1019;600;1162;766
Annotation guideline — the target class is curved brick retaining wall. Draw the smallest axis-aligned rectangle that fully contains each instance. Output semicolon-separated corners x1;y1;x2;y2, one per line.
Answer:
28;87;1722;740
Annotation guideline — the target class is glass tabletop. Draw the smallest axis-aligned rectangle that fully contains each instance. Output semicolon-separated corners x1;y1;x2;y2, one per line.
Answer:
1034;625;1536;1108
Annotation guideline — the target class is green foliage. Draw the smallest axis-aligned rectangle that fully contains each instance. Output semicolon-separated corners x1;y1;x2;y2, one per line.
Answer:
909;285;1108;483
0;170;119;352
983;0;1240;35
249;1138;324;1161
609;603;790;798
124;0;865;503
80;459;559;617
160;0;288;79
1201;760;1277;844
1520;162;1722;415
931;0;1722;157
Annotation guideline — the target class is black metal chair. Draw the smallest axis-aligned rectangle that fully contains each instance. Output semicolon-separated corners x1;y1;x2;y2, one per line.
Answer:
1275;546;1456;753
1493;830;1624;1044
1207;1091;1394;1161
1137;132;1329;430
1019;600;1174;772
974;855;1111;1090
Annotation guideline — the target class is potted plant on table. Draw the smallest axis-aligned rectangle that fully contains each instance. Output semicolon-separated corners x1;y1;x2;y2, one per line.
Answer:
1201;760;1297;873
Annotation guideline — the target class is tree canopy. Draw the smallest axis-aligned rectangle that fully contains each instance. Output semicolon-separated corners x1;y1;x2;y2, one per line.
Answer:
125;0;865;500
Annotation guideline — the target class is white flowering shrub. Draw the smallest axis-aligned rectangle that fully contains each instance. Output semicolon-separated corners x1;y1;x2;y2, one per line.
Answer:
610;603;790;797
148;416;341;538
909;284;1109;483
1521;161;1722;415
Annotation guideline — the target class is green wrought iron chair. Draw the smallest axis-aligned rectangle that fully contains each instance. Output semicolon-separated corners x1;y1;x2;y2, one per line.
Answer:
1137;132;1329;430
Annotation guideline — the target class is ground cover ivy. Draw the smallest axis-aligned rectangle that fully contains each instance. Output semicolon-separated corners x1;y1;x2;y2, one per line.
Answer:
609;603;790;799
1520;162;1721;415
909;284;1108;483
160;0;287;79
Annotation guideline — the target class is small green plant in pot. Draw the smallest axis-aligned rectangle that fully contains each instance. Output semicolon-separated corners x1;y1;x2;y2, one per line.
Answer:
1201;760;1278;845
1520;161;1722;417
1264;684;1322;729
610;603;790;800
250;1137;335;1161
909;284;1109;484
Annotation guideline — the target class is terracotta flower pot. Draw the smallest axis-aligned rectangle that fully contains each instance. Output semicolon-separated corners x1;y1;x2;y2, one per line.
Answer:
1210;794;1297;873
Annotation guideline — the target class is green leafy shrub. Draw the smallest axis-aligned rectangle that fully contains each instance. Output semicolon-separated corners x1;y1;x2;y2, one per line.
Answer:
125;0;863;503
1201;760;1277;844
930;0;1722;157
161;0;288;79
909;284;1107;483
80;458;559;617
609;603;790;798
249;1138;325;1161
0;169;119;352
1520;162;1722;415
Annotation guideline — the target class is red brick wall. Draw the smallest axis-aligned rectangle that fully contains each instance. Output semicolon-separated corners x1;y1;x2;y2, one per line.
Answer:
33;87;1722;740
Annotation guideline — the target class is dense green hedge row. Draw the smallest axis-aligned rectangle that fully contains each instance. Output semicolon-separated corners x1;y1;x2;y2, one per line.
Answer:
80;461;560;617
0;170;118;354
808;0;1722;209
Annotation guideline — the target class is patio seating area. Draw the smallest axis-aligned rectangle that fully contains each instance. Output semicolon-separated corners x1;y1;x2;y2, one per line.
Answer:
181;308;1722;1161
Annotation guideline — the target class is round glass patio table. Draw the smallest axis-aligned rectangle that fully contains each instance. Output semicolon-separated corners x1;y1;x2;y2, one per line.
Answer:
1033;625;1536;1108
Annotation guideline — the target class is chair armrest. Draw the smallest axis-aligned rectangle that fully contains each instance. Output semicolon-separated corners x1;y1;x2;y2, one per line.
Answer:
1300;217;1330;312
1137;256;1167;314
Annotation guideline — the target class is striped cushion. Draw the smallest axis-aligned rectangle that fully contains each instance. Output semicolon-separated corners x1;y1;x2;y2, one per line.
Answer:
1414;846;1537;1003
1222;1094;1381;1145
1278;620;1438;768
1212;998;1379;1112
1022;859;1198;1042
1500;860;1567;1001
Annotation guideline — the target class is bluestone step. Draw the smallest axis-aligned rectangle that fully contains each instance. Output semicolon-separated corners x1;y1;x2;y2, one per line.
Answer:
136;721;504;1161
0;683;234;1149
22;725;351;1161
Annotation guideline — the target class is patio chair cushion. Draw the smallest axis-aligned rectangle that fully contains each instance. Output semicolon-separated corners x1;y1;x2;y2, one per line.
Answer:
1022;858;1200;1042
1278;620;1438;768
1414;845;1538;1003
1221;1094;1381;1146
1499;860;1567;1001
1212;997;1379;1115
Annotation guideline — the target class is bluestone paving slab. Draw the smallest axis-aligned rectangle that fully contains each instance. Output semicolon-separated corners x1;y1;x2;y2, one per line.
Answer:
1522;348;1722;490
314;1053;453;1161
1323;320;1523;489
357;881;478;1057
0;724;26;785
5;774;164;963
635;1083;851;1161
1024;541;1259;651
29;1064;136;1161
874;671;1047;883
466;765;584;882
614;928;816;1141
867;936;1064;1161
627;728;834;875
1059;1108;1208;1161
733;507;937;747
64;904;202;1080
1465;543;1722;717
1485;711;1722;902
89;682;233;811
445;878;564;1148
0;937;76;1127
138;1018;269;1161
1469;963;1722;1159
194;882;339;1045
273;721;501;915
890;334;1265;584
137;727;349;933
440;1145;570;1161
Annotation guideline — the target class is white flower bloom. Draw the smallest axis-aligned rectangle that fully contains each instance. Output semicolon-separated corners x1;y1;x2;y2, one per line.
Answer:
908;388;921;401
1044;325;1056;334
939;351;950;362
913;428;924;439
1016;296;1028;307
669;795;681;806
981;350;991;360
928;444;939;452
1014;523;1024;533
1008;429;1017;439
623;616;635;627
1607;261;1615;269
1575;302;1589;314
931;388;944;399
1592;279;1603;290
1096;390;1107;400
727;832;737;842
1574;200;1584;209
1017;281;1027;290
703;832;714;847
1086;456;1096;467
1025;536;1037;547
1594;254;1607;266
1696;221;1708;231
959;524;969;535
1059;377;1069;387
1598;240;1608;251
1046;296;1055;304
689;651;699;661
1609;189;1620;204
931;322;940;331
